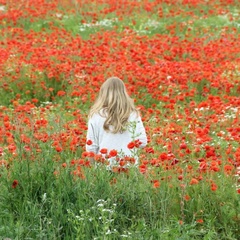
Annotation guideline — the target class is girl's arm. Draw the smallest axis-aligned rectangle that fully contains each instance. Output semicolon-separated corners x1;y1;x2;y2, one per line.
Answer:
86;117;99;154
135;116;147;148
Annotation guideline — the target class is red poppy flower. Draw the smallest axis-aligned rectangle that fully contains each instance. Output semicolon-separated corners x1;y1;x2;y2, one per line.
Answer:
190;178;199;185
109;149;118;157
152;180;160;188
86;139;93;145
196;219;204;224
146;147;154;154
55;146;63;152
100;148;108;154
127;142;135;149
134;139;142;148
211;183;218;191
57;90;66;96
119;160;126;167
184;195;191;201
224;165;233;174
88;152;95;158
178;175;183;181
12;180;19;188
139;164;147;174
159;152;168;161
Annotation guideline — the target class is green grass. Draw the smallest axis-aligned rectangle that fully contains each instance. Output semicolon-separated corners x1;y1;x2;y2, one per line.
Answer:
1;159;239;239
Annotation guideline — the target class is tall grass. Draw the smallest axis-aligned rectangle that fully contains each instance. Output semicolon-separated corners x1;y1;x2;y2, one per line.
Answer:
0;110;239;239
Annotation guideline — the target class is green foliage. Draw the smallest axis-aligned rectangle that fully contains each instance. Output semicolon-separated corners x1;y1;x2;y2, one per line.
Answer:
0;64;69;106
1;158;239;239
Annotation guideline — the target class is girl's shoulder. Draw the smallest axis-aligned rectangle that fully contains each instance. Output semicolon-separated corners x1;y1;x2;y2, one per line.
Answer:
129;110;140;121
90;109;107;121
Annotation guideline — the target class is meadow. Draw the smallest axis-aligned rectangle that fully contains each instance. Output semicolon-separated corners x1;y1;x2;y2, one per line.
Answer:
0;0;239;239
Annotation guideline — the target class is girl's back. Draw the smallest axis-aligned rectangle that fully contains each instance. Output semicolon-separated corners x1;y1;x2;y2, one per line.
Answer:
86;77;147;168
86;110;147;160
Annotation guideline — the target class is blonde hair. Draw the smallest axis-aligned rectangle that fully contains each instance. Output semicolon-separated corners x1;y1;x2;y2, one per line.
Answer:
89;77;138;133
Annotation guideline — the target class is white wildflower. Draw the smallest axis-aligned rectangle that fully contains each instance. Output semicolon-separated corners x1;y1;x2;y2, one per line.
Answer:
0;5;5;11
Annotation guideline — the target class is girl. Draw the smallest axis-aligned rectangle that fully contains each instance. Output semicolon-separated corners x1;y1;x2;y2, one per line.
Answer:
86;77;147;169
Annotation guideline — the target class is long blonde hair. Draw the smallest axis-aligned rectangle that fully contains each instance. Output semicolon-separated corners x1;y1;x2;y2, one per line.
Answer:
89;77;138;133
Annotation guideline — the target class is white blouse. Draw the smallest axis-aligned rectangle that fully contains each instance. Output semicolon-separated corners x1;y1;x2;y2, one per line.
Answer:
86;111;147;166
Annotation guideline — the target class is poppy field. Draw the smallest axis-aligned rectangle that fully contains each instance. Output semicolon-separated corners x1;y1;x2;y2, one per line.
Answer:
0;0;240;239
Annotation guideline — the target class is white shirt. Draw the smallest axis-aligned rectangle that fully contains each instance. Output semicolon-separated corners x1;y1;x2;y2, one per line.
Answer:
86;111;147;166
